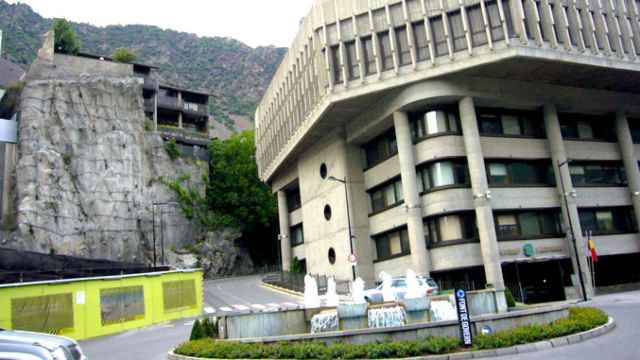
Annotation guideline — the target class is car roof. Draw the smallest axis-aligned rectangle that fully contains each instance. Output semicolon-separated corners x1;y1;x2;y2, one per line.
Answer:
0;330;74;349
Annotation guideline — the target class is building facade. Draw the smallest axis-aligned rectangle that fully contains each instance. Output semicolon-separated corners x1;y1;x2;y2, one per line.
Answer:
256;0;640;303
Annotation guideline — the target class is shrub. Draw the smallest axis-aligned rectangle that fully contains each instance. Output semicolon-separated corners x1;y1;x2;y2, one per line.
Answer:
505;288;517;308
189;319;204;341
164;138;181;160
175;307;607;359
53;19;81;55
112;48;137;63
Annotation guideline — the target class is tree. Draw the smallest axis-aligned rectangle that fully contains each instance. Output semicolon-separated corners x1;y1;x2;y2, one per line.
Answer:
189;319;203;340
112;48;137;63
53;19;81;55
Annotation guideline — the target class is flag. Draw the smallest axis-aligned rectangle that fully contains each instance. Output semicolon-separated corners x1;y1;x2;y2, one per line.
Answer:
588;239;598;263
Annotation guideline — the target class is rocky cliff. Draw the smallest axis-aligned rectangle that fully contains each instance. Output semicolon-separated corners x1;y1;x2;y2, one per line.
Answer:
4;76;203;264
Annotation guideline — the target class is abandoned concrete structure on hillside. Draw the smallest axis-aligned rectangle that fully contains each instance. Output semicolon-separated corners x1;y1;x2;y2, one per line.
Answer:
256;0;640;304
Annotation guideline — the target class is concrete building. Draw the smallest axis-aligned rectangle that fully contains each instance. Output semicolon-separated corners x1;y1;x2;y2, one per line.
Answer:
256;0;640;304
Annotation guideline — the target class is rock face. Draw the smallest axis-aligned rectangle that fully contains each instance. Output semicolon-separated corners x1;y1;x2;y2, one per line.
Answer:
3;75;253;275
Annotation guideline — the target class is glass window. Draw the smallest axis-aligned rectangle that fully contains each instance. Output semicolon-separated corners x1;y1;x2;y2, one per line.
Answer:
389;232;403;255
378;31;394;71
509;162;533;184
489;163;508;184
468;4;489;46
479;113;502;135
439;215;463;241
487;160;554;186
519;212;541;236
370;178;404;213
579;207;637;235
570;162;626;186
413;22;430;61
502;115;521;135
596;211;615;232
430;16;448;57
286;187;302;211
432;162;455;187
362;36;377;75
290;224;304;246
424;212;477;246
486;0;505;41
425;111;448;135
330;45;343;84
375;228;410;260
449;10;467;52
497;214;519;238
418;159;469;192
345;41;360;80
577;121;594;139
371;191;385;212
363;129;398;168
396;26;412;66
394;181;404;202
410;109;460;140
496;209;563;240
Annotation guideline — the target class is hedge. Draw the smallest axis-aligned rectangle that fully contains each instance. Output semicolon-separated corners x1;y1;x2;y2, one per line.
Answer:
175;307;608;359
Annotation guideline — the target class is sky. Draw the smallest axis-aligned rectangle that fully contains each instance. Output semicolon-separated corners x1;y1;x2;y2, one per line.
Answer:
7;0;315;48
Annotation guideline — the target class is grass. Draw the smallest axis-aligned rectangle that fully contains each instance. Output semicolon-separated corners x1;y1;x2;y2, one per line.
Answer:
174;307;608;359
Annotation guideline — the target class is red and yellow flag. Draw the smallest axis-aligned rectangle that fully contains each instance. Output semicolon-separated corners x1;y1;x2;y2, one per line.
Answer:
588;239;598;263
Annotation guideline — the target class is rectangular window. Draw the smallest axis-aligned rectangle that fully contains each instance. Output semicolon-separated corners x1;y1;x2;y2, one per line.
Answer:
630;119;640;144
478;108;545;137
100;286;145;326
570;162;627;186
375;228;410;260
410;108;460;141
290;224;304;246
489;163;508;184
430;16;449;57
362;36;377;75
362;129;398;168
412;21;430;61
449;10;467;52
549;4;565;44
487;160;554;186
330;45;343;84
163;280;197;312
417;159;469;192
395;26;412;66
369;177;404;213
378;31;394;70
580;207;638;235
560;114;616;141
286;186;301;211
468;4;489;46
496;209;563;240
345;41;360;80
486;0;505;41
12;294;74;334
424;212;478;246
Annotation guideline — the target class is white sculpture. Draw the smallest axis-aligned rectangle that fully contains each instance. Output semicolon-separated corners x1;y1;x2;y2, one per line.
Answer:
404;269;423;300
380;271;396;302
325;277;340;307
304;274;321;308
351;277;366;304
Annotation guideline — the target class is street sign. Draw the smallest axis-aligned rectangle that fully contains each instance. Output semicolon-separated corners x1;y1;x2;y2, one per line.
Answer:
348;254;357;263
455;289;473;347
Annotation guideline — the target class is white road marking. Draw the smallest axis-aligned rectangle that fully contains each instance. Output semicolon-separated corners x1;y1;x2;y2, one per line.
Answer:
282;302;298;307
266;303;280;308
251;304;267;310
219;306;233;312
204;306;216;314
184;321;194;326
233;304;250;311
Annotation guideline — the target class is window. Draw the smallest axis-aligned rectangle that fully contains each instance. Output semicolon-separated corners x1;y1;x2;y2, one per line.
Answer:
412;22;430;61
285;186;301;211
362;36;377;75
290;224;304;246
449;10;467;52
345;41;360;80
424;212;478;247
629;119;640;144
478;108;545;137
410;108;460;140
378;31;394;71
417;159;469;193
495;209;563;240
330;45;343;84
579;207;638;235
569;162;627;186
467;4;489;46
374;228;411;260
430;15;449;57
559;114;616;141
369;178;404;213
549;4;565;44
395;26;412;66
486;0;506;41
486;160;554;186
362;129;398;168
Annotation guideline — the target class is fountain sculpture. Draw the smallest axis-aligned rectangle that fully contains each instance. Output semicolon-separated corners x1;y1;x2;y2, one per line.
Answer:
304;274;321;308
325;277;339;307
351;277;366;303
430;300;458;321
379;271;396;302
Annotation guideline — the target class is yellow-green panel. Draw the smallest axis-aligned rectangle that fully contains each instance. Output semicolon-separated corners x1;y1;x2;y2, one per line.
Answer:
0;270;203;341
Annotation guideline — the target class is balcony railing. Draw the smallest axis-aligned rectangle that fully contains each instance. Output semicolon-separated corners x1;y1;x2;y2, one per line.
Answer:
156;96;208;116
142;77;159;91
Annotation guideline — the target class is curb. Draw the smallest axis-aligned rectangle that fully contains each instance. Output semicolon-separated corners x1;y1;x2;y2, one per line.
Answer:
260;282;304;299
167;317;615;360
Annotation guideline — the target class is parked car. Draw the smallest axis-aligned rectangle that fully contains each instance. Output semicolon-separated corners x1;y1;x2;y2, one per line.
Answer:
363;276;439;303
0;342;55;360
0;329;86;360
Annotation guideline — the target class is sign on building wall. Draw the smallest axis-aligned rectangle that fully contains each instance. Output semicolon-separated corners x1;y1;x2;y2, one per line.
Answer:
455;289;473;347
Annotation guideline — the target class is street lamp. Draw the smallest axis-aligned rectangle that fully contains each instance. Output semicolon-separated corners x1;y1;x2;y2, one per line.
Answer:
327;176;356;281
152;201;179;267
557;160;588;302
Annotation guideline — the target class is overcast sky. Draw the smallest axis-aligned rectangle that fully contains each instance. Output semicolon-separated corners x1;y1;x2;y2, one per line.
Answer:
7;0;315;48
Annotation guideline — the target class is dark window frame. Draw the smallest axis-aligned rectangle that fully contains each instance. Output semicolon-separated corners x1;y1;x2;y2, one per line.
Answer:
579;206;639;236
368;177;405;215
409;106;461;143
486;159;555;187
477;108;546;139
344;41;360;81
416;158;471;195
290;224;305;247
362;128;398;169
559;113;616;142
424;211;479;249
569;161;627;187
373;227;411;262
285;186;302;211
494;209;564;241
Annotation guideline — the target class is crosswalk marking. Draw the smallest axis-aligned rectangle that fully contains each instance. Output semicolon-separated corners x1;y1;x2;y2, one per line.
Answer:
204;306;216;314
219;306;233;312
266;303;280;308
232;304;250;311
282;302;298;307
251;304;267;310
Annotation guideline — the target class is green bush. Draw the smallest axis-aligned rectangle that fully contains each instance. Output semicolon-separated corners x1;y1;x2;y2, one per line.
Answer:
189;319;204;341
112;48;137;63
175;307;607;359
505;288;517;308
164;138;181;160
53;19;81;55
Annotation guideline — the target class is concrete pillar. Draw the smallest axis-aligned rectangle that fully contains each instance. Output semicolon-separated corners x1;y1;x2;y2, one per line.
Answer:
277;190;292;272
177;91;183;129
458;97;506;303
393;111;431;276
615;111;640;230
544;104;594;299
153;93;158;131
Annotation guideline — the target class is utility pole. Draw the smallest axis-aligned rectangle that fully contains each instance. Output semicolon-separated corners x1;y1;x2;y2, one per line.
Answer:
328;176;356;281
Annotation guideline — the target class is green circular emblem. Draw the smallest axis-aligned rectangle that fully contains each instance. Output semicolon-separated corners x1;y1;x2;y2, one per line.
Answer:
523;243;535;257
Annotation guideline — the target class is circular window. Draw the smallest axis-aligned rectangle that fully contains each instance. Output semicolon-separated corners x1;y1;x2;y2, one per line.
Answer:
328;248;336;265
324;205;332;220
320;163;328;179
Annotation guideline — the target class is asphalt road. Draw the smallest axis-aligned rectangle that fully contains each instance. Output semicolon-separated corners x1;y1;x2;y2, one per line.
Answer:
81;276;640;360
81;274;300;360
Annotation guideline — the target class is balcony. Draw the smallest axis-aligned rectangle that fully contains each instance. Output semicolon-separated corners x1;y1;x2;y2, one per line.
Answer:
143;99;155;113
182;101;208;117
157;125;210;143
142;76;159;91
157;95;181;112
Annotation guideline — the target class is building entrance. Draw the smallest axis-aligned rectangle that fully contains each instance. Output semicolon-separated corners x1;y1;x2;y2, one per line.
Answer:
503;259;572;304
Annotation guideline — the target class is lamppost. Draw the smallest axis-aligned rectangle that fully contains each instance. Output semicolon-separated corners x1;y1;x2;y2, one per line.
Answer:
152;201;179;267
557;160;588;302
327;176;356;281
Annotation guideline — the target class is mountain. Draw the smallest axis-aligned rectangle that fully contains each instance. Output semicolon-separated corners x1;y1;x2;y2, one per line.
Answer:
0;0;286;130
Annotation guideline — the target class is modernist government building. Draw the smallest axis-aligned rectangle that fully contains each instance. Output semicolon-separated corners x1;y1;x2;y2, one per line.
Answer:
256;0;640;303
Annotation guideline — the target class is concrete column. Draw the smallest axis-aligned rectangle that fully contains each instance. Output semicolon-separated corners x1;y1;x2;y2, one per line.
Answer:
544;104;594;299
277;190;292;271
153;93;158;131
615;111;640;230
393;111;431;276
458;97;506;302
177;91;183;129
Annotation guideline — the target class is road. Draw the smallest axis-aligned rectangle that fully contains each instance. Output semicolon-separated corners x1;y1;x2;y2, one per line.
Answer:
81;276;640;360
81;274;300;360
